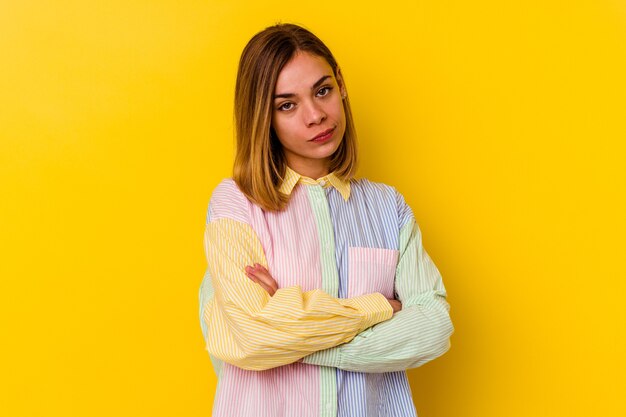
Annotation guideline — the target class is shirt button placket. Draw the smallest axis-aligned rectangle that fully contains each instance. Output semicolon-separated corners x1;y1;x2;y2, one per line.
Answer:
307;184;339;417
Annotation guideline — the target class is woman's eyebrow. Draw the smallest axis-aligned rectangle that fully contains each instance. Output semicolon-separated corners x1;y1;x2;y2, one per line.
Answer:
312;75;331;90
274;75;332;99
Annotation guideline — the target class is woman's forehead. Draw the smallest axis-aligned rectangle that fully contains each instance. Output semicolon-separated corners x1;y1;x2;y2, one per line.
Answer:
274;52;334;94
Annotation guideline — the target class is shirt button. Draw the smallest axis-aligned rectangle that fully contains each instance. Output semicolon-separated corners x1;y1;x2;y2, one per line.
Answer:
319;179;326;187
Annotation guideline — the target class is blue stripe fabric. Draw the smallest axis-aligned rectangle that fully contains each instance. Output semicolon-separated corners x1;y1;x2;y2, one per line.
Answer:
326;179;418;417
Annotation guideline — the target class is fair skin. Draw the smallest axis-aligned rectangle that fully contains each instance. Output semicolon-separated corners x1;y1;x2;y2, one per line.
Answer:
270;51;346;179
245;51;401;314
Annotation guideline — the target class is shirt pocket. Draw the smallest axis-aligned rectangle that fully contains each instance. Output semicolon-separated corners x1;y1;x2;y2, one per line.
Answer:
347;247;399;299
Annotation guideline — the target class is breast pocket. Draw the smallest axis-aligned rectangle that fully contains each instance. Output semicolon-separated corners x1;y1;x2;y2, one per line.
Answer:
347;247;399;298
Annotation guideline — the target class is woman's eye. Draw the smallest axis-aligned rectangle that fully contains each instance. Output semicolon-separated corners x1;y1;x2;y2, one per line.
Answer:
278;102;294;111
317;86;332;97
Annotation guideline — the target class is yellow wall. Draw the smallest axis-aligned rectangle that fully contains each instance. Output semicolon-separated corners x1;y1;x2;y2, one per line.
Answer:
1;1;624;416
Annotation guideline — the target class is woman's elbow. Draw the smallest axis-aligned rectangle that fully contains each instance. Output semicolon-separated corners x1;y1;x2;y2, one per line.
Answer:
207;339;290;371
423;311;454;363
407;308;454;368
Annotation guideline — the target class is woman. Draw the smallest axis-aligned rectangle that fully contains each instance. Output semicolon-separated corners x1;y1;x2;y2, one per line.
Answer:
199;23;454;417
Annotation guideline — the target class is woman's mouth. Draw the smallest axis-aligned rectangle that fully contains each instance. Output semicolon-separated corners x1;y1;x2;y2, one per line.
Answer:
310;127;335;143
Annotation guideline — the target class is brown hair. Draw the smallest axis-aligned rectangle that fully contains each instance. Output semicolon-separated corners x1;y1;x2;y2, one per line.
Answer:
232;23;358;211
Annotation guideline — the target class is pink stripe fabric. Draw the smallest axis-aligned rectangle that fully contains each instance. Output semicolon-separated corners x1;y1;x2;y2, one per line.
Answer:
215;363;320;417
211;180;321;417
348;247;399;298
250;185;323;292
208;180;251;224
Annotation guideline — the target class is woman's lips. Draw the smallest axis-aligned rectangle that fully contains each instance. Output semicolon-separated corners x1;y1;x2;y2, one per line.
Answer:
310;127;335;143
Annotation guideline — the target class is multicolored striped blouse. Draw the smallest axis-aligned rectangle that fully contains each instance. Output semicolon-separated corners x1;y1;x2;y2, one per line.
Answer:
199;166;454;417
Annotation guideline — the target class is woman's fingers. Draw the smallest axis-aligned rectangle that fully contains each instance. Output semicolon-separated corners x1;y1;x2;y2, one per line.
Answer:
253;264;278;293
246;269;272;294
253;269;278;294
387;299;402;313
254;277;275;295
245;264;277;296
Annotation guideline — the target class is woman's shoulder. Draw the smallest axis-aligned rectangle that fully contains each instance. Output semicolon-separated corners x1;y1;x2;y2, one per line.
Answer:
350;176;399;198
350;177;414;225
208;178;247;204
206;178;253;224
210;177;241;197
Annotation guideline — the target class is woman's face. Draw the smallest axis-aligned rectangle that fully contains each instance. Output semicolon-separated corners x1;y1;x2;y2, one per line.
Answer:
271;51;347;178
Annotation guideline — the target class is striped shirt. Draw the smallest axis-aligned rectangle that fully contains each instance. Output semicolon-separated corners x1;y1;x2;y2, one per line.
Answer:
199;166;454;417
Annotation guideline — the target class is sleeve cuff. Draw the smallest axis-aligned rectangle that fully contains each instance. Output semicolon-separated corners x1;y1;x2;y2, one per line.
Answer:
302;346;343;368
342;292;393;332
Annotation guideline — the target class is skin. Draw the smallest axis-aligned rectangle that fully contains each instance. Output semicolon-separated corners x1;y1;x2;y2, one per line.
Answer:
271;51;346;179
245;51;401;314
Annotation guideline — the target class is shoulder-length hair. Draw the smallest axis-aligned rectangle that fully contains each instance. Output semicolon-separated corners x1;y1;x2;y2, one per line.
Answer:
232;23;358;212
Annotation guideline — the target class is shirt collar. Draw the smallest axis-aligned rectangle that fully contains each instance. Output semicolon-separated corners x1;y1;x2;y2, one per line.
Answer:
279;166;351;202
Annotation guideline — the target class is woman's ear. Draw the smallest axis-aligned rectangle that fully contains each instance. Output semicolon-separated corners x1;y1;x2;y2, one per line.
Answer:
336;68;347;99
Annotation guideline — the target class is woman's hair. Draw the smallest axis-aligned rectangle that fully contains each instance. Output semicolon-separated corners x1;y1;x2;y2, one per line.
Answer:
232;23;358;211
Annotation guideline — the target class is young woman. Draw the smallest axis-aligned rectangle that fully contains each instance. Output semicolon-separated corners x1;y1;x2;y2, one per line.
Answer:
199;23;454;417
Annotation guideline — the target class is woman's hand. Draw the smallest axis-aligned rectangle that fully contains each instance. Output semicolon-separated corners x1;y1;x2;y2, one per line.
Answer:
245;263;278;296
387;299;402;314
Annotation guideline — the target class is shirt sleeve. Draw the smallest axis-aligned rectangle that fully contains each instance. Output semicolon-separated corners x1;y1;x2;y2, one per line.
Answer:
200;181;393;372
198;267;223;377
302;192;454;373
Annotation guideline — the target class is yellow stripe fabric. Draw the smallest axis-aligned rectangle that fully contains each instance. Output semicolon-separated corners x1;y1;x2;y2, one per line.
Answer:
279;166;351;202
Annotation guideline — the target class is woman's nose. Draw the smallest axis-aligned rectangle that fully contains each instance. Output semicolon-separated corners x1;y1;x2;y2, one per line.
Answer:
304;100;326;126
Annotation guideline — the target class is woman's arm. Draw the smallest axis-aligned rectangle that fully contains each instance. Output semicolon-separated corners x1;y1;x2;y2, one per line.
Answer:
244;262;402;314
199;181;393;372
302;196;454;373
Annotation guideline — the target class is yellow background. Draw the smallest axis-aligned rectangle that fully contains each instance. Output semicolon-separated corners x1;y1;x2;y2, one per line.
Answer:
1;1;625;416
